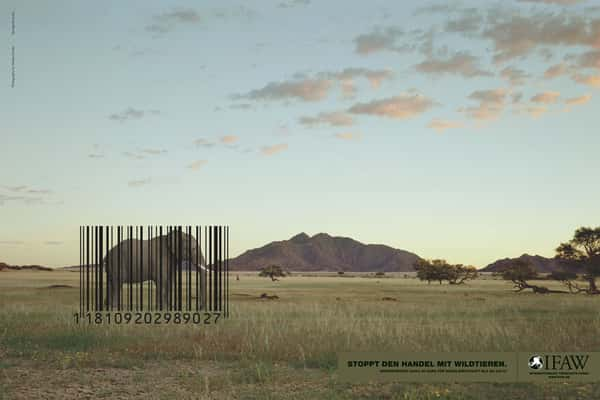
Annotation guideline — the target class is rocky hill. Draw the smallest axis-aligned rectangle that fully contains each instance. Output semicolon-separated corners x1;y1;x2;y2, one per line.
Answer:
228;232;421;272
481;254;573;273
0;262;53;271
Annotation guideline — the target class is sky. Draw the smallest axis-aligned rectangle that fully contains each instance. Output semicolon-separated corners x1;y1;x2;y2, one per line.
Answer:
1;0;599;268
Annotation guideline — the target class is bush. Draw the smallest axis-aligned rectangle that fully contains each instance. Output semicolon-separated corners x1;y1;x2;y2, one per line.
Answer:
258;265;288;281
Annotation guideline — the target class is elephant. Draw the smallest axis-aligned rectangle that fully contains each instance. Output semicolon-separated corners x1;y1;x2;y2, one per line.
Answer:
102;227;213;311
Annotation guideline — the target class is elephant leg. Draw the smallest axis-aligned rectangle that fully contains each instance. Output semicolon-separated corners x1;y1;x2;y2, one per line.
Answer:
154;279;162;310
164;274;171;311
158;277;169;311
112;282;121;310
105;268;116;310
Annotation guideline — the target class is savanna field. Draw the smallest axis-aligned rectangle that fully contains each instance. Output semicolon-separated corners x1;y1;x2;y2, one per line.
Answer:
1;270;600;399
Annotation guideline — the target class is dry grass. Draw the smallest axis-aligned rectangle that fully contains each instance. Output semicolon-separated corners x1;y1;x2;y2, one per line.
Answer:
1;270;600;399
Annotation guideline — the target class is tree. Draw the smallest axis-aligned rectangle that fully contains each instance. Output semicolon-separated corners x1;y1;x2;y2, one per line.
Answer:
548;270;580;293
494;260;566;294
447;264;479;285
556;226;600;294
414;259;442;284
413;259;478;285
258;265;288;281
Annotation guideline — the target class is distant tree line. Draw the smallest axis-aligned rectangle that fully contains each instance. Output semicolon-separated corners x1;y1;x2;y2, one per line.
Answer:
413;259;478;285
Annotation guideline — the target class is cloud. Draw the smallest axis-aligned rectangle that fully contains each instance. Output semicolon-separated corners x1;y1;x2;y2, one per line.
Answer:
339;79;356;99
414;4;457;15
3;185;27;192
565;94;592;105
544;62;571;78
2;185;52;194
572;73;600;87
220;135;239;144
187;160;208;170
275;124;291;136
236;68;393;103
500;66;530;85
512;92;524;104
445;9;484;33
2;185;51;195
261;143;288;156
229;103;252;110
348;94;435;120
531;91;561;104
0;194;45;206
44;241;63;246
141;148;167;155
539;48;554;61
0;183;56;206
415;52;492;78
0;240;24;245
578;50;600;70
320;68;394;88
128;178;152;187
146;8;201;34
460;88;507;120
193;138;216;148
211;5;255;21
517;0;584;4
0;194;24;205
469;89;507;104
334;132;361;140
299;111;355;127
237;78;332;102
427;119;463;133
88;144;108;159
123;152;145;160
278;0;310;8
527;106;548;118
484;13;600;63
109;108;159;122
26;189;52;194
353;27;405;55
123;148;167;160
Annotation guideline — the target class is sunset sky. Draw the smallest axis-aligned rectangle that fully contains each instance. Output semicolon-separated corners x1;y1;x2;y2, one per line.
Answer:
2;0;599;268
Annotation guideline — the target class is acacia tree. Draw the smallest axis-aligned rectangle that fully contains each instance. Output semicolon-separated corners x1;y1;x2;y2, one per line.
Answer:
548;270;579;293
495;260;566;294
447;264;479;284
413;259;478;285
258;265;288;281
555;226;600;295
414;259;445;284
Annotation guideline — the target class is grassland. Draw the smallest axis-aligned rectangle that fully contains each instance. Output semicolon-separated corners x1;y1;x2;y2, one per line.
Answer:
1;270;600;399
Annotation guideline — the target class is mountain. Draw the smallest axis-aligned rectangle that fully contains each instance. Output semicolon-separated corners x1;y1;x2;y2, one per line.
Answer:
0;262;53;271
228;232;421;272
481;254;571;273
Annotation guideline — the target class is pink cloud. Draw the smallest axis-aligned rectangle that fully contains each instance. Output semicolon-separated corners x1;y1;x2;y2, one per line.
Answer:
261;143;288;156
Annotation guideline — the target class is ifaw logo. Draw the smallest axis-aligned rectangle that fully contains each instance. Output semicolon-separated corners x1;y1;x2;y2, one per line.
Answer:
528;354;589;371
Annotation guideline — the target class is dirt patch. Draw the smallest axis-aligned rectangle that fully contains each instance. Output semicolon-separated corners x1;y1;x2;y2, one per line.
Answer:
259;293;279;300
381;297;397;301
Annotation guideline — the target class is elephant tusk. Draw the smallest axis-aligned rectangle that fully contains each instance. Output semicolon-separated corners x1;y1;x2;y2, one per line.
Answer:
196;262;215;273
